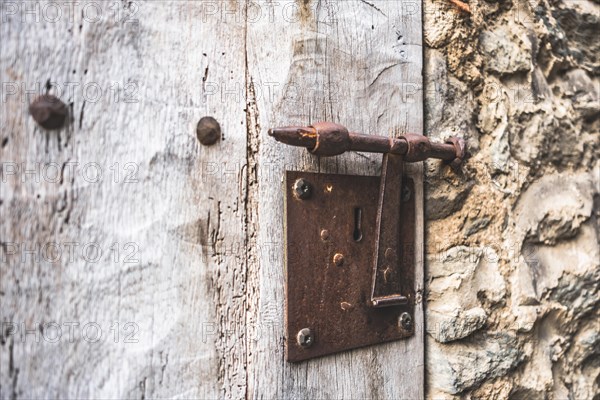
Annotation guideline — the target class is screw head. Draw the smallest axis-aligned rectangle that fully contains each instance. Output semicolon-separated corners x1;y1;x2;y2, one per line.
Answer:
292;178;312;200
297;328;314;348
320;229;330;241
333;253;345;267
29;95;68;130
196;116;221;145
399;312;413;330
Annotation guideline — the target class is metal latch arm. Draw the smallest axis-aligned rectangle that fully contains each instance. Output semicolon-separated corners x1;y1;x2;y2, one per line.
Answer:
268;121;466;167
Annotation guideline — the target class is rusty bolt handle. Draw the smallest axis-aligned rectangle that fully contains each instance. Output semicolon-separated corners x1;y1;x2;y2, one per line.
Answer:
268;121;466;167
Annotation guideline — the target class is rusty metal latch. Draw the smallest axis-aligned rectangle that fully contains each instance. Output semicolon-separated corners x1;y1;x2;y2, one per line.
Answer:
269;122;466;362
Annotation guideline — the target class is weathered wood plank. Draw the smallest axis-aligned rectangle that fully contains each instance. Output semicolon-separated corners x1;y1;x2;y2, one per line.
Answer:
1;2;248;398
245;1;424;398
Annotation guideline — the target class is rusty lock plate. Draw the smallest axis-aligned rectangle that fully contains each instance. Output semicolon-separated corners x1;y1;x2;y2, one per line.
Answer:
284;171;415;362
274;121;465;362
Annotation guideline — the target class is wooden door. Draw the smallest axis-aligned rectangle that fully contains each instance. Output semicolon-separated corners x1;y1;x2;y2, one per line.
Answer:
1;1;424;398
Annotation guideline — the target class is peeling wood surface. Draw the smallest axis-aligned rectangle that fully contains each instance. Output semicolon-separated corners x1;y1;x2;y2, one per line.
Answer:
1;1;423;398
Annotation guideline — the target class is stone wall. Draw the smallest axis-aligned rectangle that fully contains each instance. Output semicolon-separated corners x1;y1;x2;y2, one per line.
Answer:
423;0;599;398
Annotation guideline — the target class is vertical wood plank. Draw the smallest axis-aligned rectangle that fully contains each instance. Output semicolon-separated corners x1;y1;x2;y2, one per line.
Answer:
1;2;248;398
245;1;424;398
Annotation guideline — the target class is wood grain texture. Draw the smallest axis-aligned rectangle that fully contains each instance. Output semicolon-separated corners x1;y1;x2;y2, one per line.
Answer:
245;1;424;398
1;1;423;398
1;2;248;398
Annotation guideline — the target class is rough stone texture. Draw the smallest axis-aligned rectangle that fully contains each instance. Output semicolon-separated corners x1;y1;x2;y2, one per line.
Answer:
480;26;533;74
423;0;599;398
428;306;488;343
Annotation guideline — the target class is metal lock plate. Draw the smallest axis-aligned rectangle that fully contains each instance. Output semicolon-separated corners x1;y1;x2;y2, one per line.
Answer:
272;122;465;362
284;171;415;362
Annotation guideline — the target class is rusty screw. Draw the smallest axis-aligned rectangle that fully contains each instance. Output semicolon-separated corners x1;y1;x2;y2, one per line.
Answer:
292;178;312;200
196;116;221;145
29;95;68;130
320;229;330;241
333;253;345;267
297;328;314;348
399;312;413;330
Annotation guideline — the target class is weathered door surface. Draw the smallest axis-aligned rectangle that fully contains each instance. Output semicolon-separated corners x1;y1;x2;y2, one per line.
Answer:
1;1;424;398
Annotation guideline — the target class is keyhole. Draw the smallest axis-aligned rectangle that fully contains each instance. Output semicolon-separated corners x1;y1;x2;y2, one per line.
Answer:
353;207;363;242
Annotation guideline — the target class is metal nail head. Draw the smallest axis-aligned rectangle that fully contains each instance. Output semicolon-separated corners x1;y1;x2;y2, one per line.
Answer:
29;95;68;130
293;178;312;200
297;328;314;348
197;116;221;145
333;253;345;267
399;312;413;330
